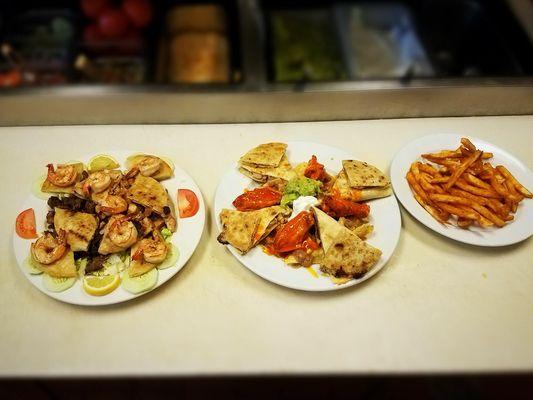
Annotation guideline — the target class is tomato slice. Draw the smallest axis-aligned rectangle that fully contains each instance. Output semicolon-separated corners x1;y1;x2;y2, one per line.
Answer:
177;189;199;218
15;208;38;239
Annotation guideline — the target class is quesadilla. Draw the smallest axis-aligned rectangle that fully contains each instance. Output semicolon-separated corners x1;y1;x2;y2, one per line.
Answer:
239;142;287;168
312;206;381;279
31;250;77;278
342;160;390;188
218;206;290;254
332;170;392;202
126;154;174;181
239;154;296;183
41;162;85;194
53;208;98;252
127;175;170;215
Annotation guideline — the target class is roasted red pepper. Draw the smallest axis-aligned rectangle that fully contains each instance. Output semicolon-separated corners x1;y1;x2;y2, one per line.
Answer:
304;155;328;181
269;211;315;254
321;195;370;219
232;187;282;211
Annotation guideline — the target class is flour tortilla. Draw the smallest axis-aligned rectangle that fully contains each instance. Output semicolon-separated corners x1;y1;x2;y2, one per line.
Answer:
217;206;289;254
342;160;390;188
333;170;392;202
31;249;77;278
126;154;174;181
239;142;287;168
127;175;169;215
239;155;296;182
53;208;98;252
41;163;85;194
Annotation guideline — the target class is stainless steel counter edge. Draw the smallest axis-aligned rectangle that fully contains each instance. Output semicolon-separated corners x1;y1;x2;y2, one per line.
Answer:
1;82;532;125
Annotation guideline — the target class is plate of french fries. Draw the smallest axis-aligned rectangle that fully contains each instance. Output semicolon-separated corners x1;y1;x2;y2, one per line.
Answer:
390;134;532;246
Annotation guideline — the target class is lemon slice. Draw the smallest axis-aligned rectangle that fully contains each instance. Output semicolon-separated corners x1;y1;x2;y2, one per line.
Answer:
88;155;120;172
43;274;76;292
83;274;121;296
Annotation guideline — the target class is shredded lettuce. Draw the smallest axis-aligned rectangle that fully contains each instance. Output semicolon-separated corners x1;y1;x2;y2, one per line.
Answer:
161;228;172;242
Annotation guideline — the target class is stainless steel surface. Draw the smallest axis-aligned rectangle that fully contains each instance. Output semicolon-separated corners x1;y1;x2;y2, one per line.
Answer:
0;80;532;125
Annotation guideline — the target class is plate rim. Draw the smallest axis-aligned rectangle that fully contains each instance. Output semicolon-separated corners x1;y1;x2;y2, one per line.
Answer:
214;140;402;292
390;133;533;247
12;150;206;306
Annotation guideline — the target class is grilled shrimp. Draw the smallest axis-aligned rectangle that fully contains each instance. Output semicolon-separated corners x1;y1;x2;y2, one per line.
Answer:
46;164;77;187
99;195;128;215
107;216;138;249
31;230;68;265
136;155;162;177
132;231;168;264
82;170;112;196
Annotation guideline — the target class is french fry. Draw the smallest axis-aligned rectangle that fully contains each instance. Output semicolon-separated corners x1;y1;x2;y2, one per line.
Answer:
429;193;473;206
504;180;523;203
476;215;495;228
457;218;473;228
461;137;477;152
422;150;462;159
496;165;532;198
406;171;430;202
431;176;449;184
469;202;506;227
489;173;520;202
481;152;493;159
455;178;502;199
412;192;449;224
418;163;441;176
444;150;482;190
463;173;493;190
436;202;479;220
448;188;488;206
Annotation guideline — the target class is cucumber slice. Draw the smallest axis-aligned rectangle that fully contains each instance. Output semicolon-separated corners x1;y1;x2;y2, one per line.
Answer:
24;256;43;275
31;174;50;200
157;244;179;270
42;274;76;292
122;268;158;294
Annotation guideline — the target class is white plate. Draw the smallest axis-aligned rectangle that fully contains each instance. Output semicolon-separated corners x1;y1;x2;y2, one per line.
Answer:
391;134;533;246
12;150;206;306
214;141;401;291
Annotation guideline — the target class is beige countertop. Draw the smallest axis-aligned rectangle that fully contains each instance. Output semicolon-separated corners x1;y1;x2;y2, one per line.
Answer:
0;116;532;377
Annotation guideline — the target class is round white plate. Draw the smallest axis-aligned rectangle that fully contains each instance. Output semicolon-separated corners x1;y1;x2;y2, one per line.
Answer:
391;134;533;246
13;151;206;306
214;141;401;291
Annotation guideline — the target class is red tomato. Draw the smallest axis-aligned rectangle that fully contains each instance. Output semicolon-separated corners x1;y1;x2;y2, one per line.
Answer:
270;211;315;254
122;0;153;28
98;9;129;38
232;187;282;211
178;189;199;218
83;24;103;42
81;0;110;19
15;208;38;239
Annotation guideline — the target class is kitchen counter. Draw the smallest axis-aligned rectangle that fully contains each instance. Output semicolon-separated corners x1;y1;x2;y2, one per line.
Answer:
0;115;532;377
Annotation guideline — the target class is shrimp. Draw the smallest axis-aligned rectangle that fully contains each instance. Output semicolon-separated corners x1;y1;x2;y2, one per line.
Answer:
31;230;68;265
46;164;77;187
107;216;138;249
82;170;112;196
132;231;168;264
136;156;162;177
99;195;128;215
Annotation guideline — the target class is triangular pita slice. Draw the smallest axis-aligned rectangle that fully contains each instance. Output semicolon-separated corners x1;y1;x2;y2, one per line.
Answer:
126;154;174;181
41;163;85;194
32;250;77;278
333;170;392;202
239;142;287;168
127;175;169;214
128;241;158;277
239;155;296;182
54;208;98;252
312;206;346;254
217;206;289;254
342;160;390;188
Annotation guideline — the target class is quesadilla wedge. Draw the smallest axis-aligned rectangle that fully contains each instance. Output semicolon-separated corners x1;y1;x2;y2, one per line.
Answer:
342;160;390;188
31;249;77;278
127;175;170;215
332;170;392;202
41;162;85;194
239;155;296;183
53;208;98;252
239;142;287;168
218;206;290;254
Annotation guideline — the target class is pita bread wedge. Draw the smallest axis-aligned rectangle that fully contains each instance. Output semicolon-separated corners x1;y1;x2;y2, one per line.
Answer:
239;142;287;168
54;208;98;252
128;241;159;277
239;155;296;183
127;175;169;215
218;206;290;254
41;163;85;194
31;250;77;278
333;170;392;202
321;229;381;279
342;160;390;188
313;206;381;279
126;154;174;181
